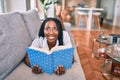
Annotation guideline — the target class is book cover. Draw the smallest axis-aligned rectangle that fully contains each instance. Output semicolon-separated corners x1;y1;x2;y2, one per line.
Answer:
26;45;74;74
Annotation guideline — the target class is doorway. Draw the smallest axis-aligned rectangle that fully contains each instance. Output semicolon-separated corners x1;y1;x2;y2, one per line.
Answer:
97;0;116;25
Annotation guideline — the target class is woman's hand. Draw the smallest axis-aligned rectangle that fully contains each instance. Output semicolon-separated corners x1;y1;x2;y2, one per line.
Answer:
32;64;42;74
55;65;65;75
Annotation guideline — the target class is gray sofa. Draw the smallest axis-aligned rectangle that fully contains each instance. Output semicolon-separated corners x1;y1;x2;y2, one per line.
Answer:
0;9;86;80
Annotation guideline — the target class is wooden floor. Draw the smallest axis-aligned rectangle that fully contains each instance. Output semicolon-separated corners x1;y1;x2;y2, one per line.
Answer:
71;24;120;80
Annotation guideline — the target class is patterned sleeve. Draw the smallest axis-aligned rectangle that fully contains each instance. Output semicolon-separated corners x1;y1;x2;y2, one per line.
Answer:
63;31;72;46
30;37;43;48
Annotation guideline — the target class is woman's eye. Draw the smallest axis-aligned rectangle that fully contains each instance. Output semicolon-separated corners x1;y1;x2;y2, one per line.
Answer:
53;27;58;31
45;27;50;31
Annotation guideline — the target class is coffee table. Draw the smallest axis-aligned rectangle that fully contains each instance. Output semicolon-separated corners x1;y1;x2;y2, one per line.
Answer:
101;60;120;80
101;45;120;80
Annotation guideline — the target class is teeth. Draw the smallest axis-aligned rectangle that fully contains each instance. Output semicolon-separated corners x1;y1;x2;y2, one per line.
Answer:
48;36;54;39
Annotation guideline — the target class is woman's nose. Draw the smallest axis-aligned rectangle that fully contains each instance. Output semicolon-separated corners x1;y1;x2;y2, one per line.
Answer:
49;29;54;34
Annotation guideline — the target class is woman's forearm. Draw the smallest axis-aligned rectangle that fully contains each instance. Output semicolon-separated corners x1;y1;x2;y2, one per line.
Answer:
24;54;30;67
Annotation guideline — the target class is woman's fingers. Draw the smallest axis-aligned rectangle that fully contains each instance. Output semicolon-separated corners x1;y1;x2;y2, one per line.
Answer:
55;65;65;75
32;64;42;74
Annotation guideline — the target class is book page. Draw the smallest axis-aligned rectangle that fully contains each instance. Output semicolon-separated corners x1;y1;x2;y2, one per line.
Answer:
29;46;51;54
50;44;72;52
29;44;72;55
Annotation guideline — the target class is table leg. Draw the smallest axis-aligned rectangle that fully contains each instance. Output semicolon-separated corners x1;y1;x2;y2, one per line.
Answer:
98;42;101;48
91;38;96;57
87;8;92;30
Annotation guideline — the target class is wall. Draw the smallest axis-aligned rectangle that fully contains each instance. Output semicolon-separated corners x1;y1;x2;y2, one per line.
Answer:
66;0;80;7
113;0;120;27
96;0;101;8
89;0;97;8
4;0;26;12
11;0;26;12
66;0;96;8
101;0;115;20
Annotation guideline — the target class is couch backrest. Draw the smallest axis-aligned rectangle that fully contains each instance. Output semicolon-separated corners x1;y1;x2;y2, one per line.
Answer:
0;9;72;79
21;9;41;40
0;12;32;79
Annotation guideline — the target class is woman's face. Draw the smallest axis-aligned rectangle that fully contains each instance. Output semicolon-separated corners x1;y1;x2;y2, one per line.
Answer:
44;20;59;44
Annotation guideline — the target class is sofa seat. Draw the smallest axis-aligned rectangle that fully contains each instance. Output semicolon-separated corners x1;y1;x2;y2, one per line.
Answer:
5;49;86;80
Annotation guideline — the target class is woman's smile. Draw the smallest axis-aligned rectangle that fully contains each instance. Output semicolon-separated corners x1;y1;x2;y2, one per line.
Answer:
48;36;55;39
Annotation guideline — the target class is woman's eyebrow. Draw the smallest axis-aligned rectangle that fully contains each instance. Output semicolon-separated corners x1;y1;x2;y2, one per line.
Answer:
45;26;50;28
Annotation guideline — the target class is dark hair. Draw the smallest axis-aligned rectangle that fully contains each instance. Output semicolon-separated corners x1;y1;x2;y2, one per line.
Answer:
38;18;63;45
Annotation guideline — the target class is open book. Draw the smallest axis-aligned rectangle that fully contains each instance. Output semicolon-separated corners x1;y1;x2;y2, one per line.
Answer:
26;45;74;74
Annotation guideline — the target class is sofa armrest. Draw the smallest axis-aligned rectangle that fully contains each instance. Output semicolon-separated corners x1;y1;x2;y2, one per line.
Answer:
63;22;71;33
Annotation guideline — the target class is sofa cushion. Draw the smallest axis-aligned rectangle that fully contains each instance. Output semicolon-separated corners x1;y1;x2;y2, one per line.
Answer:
0;12;32;80
4;49;86;80
21;9;41;40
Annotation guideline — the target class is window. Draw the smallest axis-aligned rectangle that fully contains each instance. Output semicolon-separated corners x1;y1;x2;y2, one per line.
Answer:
0;0;2;13
0;0;5;13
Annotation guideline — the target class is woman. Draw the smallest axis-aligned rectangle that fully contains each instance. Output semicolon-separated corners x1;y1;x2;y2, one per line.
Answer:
25;18;72;75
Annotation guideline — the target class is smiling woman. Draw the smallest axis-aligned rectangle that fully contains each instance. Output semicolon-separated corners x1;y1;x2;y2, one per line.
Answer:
25;17;72;75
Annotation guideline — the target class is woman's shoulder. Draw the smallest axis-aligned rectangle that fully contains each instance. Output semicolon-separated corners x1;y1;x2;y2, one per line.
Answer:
32;37;44;43
34;37;43;40
31;37;44;48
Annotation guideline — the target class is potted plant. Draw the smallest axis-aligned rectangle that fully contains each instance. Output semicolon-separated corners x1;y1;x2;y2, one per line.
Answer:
40;0;62;18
